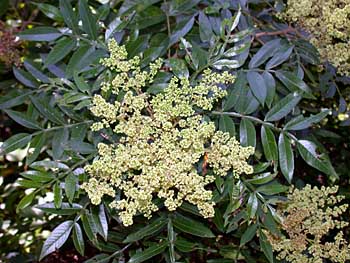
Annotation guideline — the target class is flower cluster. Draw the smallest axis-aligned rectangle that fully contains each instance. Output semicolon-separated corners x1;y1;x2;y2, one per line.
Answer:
280;0;350;76
81;39;254;226
267;185;350;262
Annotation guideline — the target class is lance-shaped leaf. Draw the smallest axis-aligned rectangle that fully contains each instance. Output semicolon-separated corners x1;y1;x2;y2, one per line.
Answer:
249;39;281;68
123;216;167;243
219;115;235;136
45;38;76;67
284;110;330;131
18;27;62;41
240;119;256;147
127;241;168;263
173;213;215;238
79;0;98;39
0;133;32;155
39;221;74;260
261;126;278;164
4;110;41;130
247;71;267;106
72;223;85;256
278;133;294;183
264;93;301;122
297;140;338;179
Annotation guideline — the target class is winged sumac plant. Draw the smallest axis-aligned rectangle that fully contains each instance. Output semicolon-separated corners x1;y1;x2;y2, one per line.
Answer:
0;0;348;262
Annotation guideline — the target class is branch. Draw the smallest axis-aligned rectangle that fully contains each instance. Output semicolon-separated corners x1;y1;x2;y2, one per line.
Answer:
255;26;300;38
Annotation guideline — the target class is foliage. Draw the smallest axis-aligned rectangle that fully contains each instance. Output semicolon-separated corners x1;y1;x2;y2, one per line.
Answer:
0;0;349;262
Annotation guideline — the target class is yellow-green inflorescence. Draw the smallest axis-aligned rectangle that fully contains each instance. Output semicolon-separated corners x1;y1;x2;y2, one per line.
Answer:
81;39;254;226
280;0;350;76
266;185;350;263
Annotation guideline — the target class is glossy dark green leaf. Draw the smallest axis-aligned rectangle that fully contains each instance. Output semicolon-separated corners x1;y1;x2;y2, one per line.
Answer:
18;27;62;41
278;133;294;183
248;39;281;68
127;241;168;263
169;17;194;46
240;119;256;147
175;237;197;252
37;203;83;215
223;71;246;111
275;70;313;98
30;96;65;125
224;41;251;57
212;59;240;70
54;182;62;209
0;133;32;155
73;223;85;256
240;223;258;246
295;39;320;65
167;218;176;262
105;16;122;41
284;110;330;131
26;134;46;165
39;221;74;260
247;71;267;106
247;193;258;219
191;42;208;70
259;230;274;263
65;173;77;203
126;35;149;58
4;110;41;130
198;11;213;42
264;93;301;122
245;172;276;185
52;128;69;160
169;58;189;78
265;45;293;69
228;28;253;43
256;181;289;195
59;0;79;33
168;0;200;15
33;3;63;21
297;140;338;179
219;115;235;136
45;38;76;66
17;178;42;188
79;0;98;39
0;90;34;110
30;160;69;170
13;67;39;88
69;141;96;154
17;192;35;213
129;6;165;30
234;87;260;115
82;213;98;243
21;170;54;182
173;213;215;238
262;71;276;108
23;60;50;83
66;46;105;77
92;205;108;241
261;126;278;164
123;216;167;243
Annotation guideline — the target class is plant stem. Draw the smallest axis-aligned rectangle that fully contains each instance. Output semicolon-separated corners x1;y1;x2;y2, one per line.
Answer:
211;111;298;141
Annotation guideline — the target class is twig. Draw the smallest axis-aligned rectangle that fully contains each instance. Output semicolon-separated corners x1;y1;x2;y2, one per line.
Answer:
255;26;299;38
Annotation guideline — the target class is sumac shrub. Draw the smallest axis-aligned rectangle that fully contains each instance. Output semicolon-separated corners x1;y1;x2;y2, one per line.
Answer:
0;0;349;262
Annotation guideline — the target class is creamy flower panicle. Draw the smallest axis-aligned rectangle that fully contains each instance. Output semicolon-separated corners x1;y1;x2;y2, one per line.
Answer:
280;0;350;76
81;39;254;226
267;185;350;263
